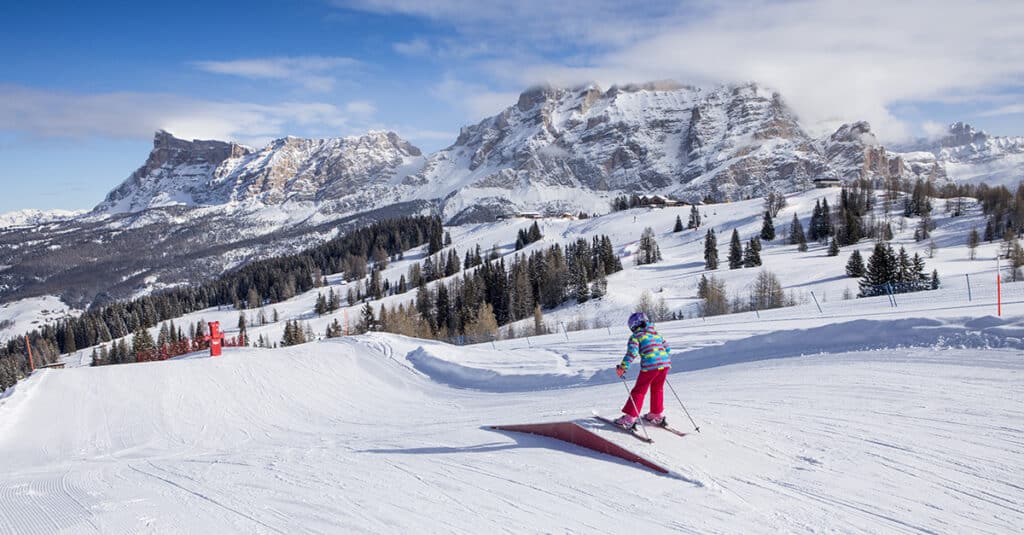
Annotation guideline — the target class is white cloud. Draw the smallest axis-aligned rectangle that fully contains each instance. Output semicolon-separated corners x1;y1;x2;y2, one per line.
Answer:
430;75;518;120
339;0;1024;142
393;38;431;57
979;104;1024;117
335;0;681;47
921;121;948;140
192;56;357;92
0;85;361;147
345;100;377;115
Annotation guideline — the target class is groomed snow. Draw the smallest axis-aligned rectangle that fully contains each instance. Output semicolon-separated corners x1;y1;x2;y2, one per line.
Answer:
0;311;1021;533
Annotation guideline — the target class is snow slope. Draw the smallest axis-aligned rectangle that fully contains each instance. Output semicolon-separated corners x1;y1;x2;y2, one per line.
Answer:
0;296;79;343
0;312;1021;533
2;187;1022;532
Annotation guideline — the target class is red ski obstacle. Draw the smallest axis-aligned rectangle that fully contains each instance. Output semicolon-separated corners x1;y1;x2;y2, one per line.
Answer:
490;421;668;474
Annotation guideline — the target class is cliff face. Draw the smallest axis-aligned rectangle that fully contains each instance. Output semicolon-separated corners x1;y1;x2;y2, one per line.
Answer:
93;130;424;215
94;131;252;214
414;82;838;222
822;122;946;184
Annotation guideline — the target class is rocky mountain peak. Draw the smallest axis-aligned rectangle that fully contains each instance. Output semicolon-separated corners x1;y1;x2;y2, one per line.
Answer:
516;84;564;112
941;122;988;147
828;121;879;146
93;131;252;213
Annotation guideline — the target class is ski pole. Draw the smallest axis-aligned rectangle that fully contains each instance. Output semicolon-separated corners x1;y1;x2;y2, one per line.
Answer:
620;376;652;441
665;377;701;433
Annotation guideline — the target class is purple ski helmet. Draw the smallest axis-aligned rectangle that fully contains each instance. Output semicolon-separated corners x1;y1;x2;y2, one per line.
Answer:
627;312;648;330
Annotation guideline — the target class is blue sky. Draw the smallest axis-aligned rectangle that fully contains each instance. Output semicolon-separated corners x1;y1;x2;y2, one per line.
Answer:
1;0;1022;213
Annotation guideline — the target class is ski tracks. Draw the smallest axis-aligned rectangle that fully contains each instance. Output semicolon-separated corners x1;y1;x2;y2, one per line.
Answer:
0;469;99;535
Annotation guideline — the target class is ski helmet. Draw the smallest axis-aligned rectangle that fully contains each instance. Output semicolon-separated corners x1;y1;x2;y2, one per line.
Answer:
627;312;648;330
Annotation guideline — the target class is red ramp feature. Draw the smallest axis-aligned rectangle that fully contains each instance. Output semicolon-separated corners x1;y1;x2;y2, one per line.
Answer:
490;421;668;474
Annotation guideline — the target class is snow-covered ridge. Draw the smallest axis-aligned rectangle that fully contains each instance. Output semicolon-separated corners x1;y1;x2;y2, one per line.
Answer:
0;208;86;228
899;122;1024;187
92;129;424;216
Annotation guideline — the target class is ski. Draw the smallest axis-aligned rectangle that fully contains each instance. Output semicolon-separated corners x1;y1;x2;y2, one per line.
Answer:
647;420;688;438
591;415;654;443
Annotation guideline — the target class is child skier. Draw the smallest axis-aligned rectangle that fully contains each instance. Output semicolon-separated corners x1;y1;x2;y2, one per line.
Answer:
614;312;672;429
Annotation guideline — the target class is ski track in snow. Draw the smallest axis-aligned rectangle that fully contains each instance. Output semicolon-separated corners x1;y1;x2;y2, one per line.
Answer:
0;313;1022;533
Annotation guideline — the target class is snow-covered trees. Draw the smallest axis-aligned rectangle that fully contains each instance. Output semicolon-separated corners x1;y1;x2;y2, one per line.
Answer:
859;243;935;297
828;238;840;257
636;227;662;265
516;222;543;250
743;237;762;268
636;290;671;322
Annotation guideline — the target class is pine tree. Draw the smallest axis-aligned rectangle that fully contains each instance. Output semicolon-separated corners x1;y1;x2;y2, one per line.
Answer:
571;260;589;303
527;221;542;242
636;227;662;265
687;205;701;229
809;200;822;241
789;212;807;251
931;269;940;289
860;242;895;297
435;284;453;334
896;246;913;283
357;303;376;333
590;258;607;300
131;328;155;359
743;238;762;267
673;215;684;233
820;198;833;240
845;250;865;277
728;229;743;269
760;211;775;241
828;237;840;256
704;228;718;270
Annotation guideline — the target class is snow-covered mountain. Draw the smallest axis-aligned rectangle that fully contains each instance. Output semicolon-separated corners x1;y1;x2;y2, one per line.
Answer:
90;82;967;225
0;208;86;228
94;130;424;215
898;122;1024;187
821;121;947;184
419;82;836;222
2;82;1020;308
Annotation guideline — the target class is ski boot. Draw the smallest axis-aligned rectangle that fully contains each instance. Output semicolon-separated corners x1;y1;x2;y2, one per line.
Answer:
642;413;666;426
613;414;637;429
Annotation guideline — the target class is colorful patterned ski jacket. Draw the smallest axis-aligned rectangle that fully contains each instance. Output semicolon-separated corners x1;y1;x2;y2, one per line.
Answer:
620;323;671;372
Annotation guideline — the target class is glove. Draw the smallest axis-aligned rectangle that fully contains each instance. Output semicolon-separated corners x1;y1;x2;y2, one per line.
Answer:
615;365;626;378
